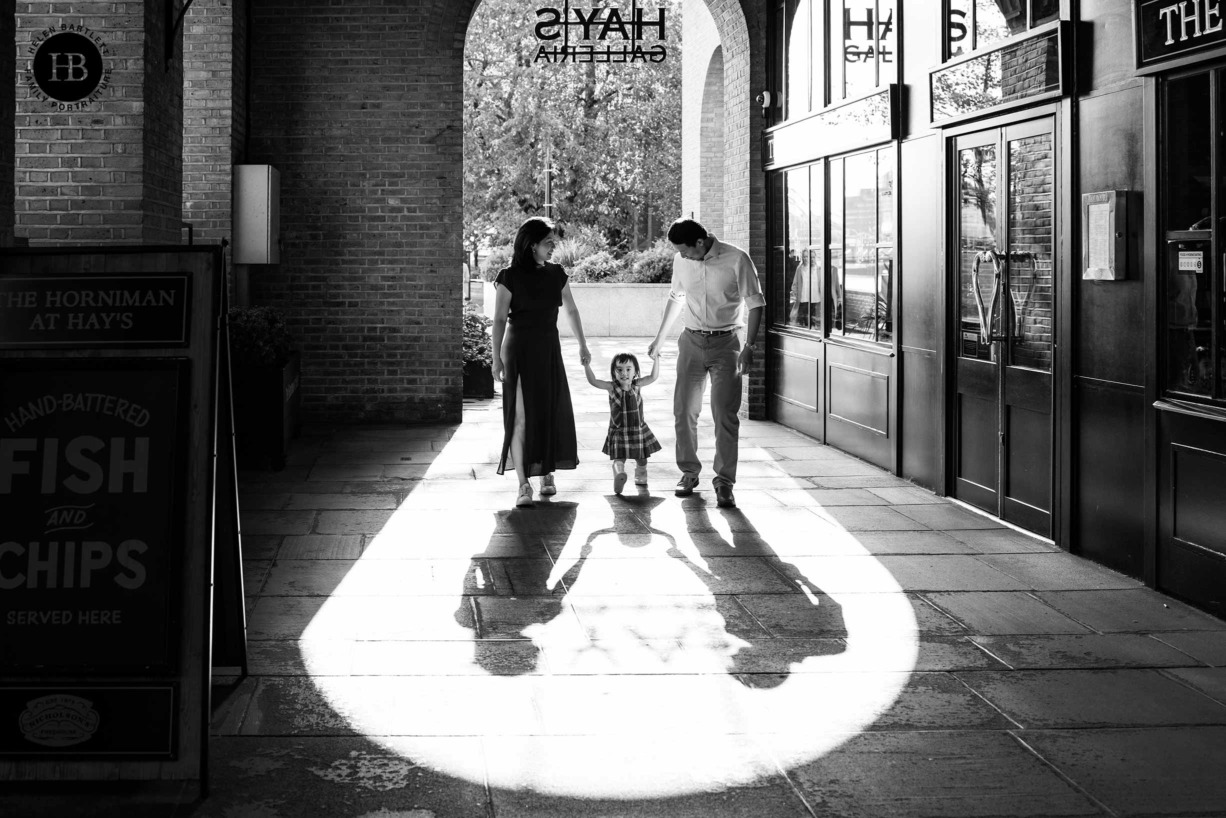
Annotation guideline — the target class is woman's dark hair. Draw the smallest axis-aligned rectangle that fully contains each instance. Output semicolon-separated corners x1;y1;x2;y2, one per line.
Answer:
510;216;563;269
610;352;642;382
667;218;707;247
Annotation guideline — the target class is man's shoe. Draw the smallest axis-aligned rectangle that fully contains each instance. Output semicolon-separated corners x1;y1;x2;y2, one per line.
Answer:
539;473;557;496
675;475;699;497
516;483;535;508
715;484;736;508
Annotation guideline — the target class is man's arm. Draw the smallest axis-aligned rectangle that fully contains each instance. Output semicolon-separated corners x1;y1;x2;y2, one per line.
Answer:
648;297;682;359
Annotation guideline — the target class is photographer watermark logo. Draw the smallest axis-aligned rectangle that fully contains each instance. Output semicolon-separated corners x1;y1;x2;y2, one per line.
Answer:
534;4;668;63
19;694;101;747
25;23;113;111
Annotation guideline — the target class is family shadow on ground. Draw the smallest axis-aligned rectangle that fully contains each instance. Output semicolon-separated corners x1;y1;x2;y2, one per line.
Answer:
454;492;846;685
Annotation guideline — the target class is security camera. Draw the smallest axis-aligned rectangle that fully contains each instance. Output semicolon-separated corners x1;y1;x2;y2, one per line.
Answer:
755;91;772;108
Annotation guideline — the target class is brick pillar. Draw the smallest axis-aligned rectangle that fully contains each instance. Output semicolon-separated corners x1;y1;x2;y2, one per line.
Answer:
1;0;14;246
14;1;183;245
183;0;246;249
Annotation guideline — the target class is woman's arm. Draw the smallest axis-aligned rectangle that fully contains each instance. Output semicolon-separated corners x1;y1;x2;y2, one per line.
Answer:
491;283;511;382
583;361;613;391
560;282;591;365
636;350;662;387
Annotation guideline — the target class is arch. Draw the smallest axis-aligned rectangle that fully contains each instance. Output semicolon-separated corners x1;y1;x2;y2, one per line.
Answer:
699;47;726;235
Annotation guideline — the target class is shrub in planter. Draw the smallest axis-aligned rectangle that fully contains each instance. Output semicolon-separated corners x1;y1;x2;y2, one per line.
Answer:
462;303;495;398
619;239;674;283
227;305;301;470
480;245;513;281
569;250;626;283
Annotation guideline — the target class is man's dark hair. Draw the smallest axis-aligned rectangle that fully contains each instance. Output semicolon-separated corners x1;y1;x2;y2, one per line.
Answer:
667;218;707;247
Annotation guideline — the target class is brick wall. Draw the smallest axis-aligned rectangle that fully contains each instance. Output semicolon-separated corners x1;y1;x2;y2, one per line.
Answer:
1;0;13;246
13;1;182;244
245;0;467;423
182;0;242;249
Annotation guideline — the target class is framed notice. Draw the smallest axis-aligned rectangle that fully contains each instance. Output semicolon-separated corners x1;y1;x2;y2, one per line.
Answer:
1082;190;1128;281
0;359;189;674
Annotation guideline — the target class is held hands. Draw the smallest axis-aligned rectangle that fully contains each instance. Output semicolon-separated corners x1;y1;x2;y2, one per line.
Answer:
579;345;591;366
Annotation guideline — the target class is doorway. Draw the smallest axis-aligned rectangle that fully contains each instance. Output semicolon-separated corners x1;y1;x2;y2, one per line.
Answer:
951;117;1056;537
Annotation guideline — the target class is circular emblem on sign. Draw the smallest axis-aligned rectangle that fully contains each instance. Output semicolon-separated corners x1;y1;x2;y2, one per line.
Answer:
32;31;104;102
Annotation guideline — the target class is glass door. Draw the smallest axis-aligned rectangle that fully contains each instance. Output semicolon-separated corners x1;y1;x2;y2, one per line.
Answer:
952;117;1056;536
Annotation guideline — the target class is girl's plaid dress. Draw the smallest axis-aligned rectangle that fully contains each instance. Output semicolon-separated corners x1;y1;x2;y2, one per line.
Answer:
602;382;662;460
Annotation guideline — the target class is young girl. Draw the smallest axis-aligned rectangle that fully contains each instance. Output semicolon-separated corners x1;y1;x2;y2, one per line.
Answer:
584;351;663;494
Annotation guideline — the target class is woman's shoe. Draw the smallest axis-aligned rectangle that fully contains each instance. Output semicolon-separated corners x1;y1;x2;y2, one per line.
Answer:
540;473;557;496
516;483;534;508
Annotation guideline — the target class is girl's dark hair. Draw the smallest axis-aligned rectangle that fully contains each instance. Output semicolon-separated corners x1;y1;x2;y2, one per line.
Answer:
610;352;642;382
510;216;563;270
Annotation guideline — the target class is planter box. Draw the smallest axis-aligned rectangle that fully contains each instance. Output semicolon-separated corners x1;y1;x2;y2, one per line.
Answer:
232;350;302;470
462;361;495;398
482;282;680;338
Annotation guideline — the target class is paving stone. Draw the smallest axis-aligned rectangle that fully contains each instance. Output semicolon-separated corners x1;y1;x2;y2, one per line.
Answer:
869;671;1018;731
734;591;850;637
307;464;386;481
348;639;547;676
202;736;489;817
875;555;1029;591
277;534;363;559
1022;726;1226;816
241;509;316;536
817;505;934;531
766;487;888;506
238;492;290;510
947;528;1058;553
970;633;1205;669
894;503;1005;529
851;531;978;554
284;492;399;509
474;596;584;640
975;553;1144;591
867;486;946;505
1163;667;1226;704
955;669;1226;728
1152;630;1226;666
806;474;916;488
313;508;398;535
784;730;1102;817
240;534;283;560
1036;589;1226;632
484;734;810;814
924;592;1093;634
243;559;273;596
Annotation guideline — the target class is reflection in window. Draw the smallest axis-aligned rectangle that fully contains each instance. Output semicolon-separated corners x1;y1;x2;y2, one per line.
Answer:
1007;134;1053;372
830;148;894;344
830;0;896;103
786;168;810;329
787;0;812;119
958;145;998;361
947;0;1044;59
1163;72;1216;398
932;30;1060;122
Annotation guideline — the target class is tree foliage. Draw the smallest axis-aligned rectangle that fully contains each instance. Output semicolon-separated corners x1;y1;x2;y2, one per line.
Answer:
463;0;683;254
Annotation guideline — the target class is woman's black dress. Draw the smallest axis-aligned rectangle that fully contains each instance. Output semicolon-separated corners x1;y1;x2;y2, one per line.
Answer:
495;263;579;476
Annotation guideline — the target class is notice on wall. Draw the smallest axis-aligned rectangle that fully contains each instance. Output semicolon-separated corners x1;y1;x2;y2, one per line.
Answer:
0;362;186;673
0;275;190;348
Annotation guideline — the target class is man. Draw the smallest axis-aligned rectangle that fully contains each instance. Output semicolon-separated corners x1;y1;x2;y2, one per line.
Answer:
647;218;765;508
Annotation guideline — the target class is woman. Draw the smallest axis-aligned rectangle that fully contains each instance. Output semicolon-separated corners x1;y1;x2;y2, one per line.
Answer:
491;217;591;508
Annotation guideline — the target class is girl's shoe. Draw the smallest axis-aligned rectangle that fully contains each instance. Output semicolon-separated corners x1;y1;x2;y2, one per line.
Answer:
516;483;534;508
540;473;557;496
613;470;627;495
634;465;648;486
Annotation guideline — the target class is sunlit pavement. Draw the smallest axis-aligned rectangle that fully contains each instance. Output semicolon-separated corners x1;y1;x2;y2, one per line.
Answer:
8;336;1226;818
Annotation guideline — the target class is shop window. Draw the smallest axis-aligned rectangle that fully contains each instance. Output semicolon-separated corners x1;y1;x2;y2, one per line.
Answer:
783;165;824;331
946;0;1059;60
769;0;895;123
830;147;894;344
1162;71;1222;400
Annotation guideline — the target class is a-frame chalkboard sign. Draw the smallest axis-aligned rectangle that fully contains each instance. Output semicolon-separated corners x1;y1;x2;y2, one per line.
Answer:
0;246;246;791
